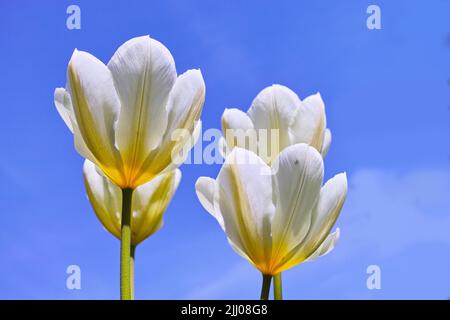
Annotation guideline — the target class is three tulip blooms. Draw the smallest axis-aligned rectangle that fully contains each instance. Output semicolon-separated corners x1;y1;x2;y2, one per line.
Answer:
54;36;347;300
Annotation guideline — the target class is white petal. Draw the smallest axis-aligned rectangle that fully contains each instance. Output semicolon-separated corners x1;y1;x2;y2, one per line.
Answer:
271;143;324;257
214;148;275;267
131;169;181;244
195;176;215;215
289;92;326;151
222;108;254;132
129;70;205;187
54;87;97;163
164;69;205;137
108;36;176;167
54;88;74;132
221;108;257;152
195;177;224;229
321;128;332;157
304;228;340;262
301;172;347;257
83;160;121;239
67;49;121;168
248;85;302;159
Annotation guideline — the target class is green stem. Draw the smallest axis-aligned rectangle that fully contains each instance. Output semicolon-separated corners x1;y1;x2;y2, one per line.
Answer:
260;274;272;300
273;273;283;300
120;188;133;300
130;245;136;300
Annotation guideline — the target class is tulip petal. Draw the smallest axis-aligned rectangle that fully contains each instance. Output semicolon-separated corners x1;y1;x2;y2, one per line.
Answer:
83;160;121;240
304;228;340;262
321;128;332;157
248;85;302;161
289;92;326;151
195;177;215;215
108;36;176;183
222;108;254;132
131;169;181;245
131;70;205;187
157;69;205;167
287;172;347;266
196;176;225;230
214;148;275;269
221;108;257;152
164;69;205;136
54;87;98;163
305;172;347;250
270;143;324;264
67;50;122;179
54;87;74;132
84;160;181;245
109;36;176;150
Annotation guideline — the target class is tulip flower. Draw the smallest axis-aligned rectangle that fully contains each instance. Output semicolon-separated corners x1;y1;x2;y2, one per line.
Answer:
83;160;181;298
220;85;331;164
54;35;205;299
218;84;333;298
195;144;347;299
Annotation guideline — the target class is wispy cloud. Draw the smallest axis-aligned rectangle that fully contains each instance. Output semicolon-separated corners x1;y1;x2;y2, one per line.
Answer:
340;167;450;258
186;261;257;299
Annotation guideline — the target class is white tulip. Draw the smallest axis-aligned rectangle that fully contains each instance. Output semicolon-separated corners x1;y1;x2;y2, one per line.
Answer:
83;160;181;246
55;35;205;189
220;85;331;164
196;144;346;275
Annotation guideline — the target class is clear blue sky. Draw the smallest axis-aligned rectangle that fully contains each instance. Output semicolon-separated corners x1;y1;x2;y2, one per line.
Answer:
0;0;449;299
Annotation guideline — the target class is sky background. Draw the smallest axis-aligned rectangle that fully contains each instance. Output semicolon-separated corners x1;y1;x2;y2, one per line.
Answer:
0;0;449;299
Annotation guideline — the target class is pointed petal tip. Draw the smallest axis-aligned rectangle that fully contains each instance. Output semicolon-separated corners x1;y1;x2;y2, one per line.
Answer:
128;34;151;42
195;176;213;190
176;69;205;85
329;172;348;190
182;68;204;77
305;92;325;106
338;172;348;183
335;227;341;238
271;83;287;90
69;49;79;62
70;48;86;59
222;107;246;119
54;87;65;97
195;176;216;216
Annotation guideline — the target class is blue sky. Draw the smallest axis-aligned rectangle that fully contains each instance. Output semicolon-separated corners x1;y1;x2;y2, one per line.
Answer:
0;0;449;299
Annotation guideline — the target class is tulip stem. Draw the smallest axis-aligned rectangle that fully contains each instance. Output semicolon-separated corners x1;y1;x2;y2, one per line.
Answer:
273;273;283;300
130;244;136;300
260;274;272;300
120;188;134;300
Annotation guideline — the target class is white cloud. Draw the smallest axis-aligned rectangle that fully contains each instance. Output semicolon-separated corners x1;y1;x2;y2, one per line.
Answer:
339;167;450;258
186;261;257;299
